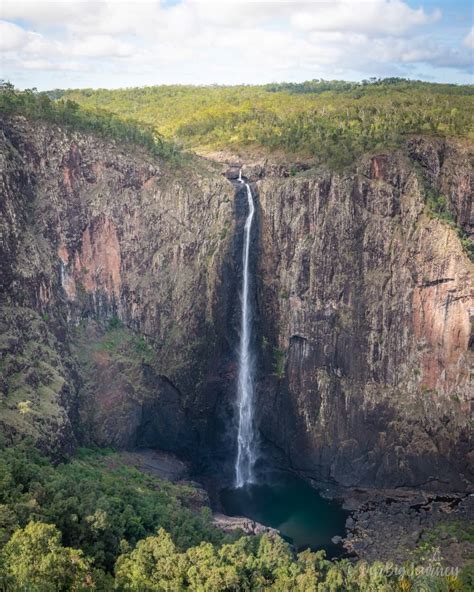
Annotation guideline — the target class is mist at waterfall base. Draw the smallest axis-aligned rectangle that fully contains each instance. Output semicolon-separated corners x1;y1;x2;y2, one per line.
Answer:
228;174;347;557
221;472;348;557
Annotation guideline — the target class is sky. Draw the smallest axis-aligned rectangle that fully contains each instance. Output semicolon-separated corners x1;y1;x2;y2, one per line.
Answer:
0;0;472;90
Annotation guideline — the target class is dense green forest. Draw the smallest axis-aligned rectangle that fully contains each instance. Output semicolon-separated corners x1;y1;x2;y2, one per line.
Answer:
0;441;472;590
1;79;472;167
60;78;473;167
0;83;179;160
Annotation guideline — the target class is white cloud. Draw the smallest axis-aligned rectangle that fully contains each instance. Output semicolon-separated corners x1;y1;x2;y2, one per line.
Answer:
0;1;98;26
291;0;441;36
19;58;88;71
0;19;63;57
70;35;136;58
463;27;474;50
0;0;471;87
0;20;28;50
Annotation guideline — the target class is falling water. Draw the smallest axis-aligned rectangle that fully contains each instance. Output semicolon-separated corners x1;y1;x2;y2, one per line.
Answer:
235;169;257;488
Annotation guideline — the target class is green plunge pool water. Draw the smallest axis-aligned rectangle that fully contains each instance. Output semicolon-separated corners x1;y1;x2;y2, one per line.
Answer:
220;473;348;557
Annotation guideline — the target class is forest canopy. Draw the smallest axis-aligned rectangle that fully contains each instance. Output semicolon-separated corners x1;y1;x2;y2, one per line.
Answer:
1;79;472;167
1;442;472;590
0;82;179;160
59;78;474;167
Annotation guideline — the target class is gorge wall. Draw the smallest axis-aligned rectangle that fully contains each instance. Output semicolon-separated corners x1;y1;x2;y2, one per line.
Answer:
0;115;238;461
252;139;473;491
1;115;472;493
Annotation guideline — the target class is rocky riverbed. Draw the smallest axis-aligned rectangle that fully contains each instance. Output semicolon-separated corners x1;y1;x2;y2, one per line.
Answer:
322;485;474;567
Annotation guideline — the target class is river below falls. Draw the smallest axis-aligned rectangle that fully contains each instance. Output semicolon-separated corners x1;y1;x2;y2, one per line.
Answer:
220;472;349;558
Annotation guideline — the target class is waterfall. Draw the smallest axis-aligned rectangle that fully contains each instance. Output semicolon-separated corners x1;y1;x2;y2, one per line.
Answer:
235;170;257;488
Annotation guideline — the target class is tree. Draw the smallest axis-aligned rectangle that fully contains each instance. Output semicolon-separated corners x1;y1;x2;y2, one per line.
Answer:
115;527;188;590
1;521;96;591
185;542;239;591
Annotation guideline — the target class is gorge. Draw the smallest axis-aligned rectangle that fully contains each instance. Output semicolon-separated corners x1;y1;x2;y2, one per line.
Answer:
0;110;473;573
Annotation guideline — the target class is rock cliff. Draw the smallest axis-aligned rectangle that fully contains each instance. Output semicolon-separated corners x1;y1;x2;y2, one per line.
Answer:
0;115;236;458
1;115;472;494
253;139;473;491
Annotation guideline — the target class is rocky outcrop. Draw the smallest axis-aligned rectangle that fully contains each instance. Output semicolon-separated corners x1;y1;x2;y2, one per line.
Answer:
212;513;279;537
256;140;473;492
108;449;191;483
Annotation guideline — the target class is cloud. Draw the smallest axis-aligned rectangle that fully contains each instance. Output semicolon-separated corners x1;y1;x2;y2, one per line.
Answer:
0;0;98;27
0;19;63;58
1;0;440;38
0;0;471;87
70;35;136;58
0;20;28;51
291;0;441;36
19;58;88;71
463;27;474;50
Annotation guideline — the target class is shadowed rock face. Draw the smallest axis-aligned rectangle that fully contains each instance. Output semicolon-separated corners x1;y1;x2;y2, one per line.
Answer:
255;141;473;491
0;115;472;493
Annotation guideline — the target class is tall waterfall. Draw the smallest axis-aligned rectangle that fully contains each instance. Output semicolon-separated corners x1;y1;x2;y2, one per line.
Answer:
235;170;257;488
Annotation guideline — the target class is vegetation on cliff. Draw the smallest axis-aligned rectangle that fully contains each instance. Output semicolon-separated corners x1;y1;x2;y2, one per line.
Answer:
60;78;473;167
2;79;472;168
425;188;474;261
0;83;179;160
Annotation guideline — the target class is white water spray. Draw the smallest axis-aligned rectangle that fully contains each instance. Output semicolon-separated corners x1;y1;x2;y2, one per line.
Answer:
235;169;257;488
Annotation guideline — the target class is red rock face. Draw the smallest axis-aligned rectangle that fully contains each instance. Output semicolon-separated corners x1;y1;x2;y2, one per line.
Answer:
62;143;82;196
73;217;122;298
369;154;389;180
58;243;69;265
57;217;122;301
412;247;472;392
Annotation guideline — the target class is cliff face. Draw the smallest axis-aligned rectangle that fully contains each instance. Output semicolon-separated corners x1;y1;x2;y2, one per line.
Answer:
0;115;236;457
253;139;473;491
1;116;472;493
